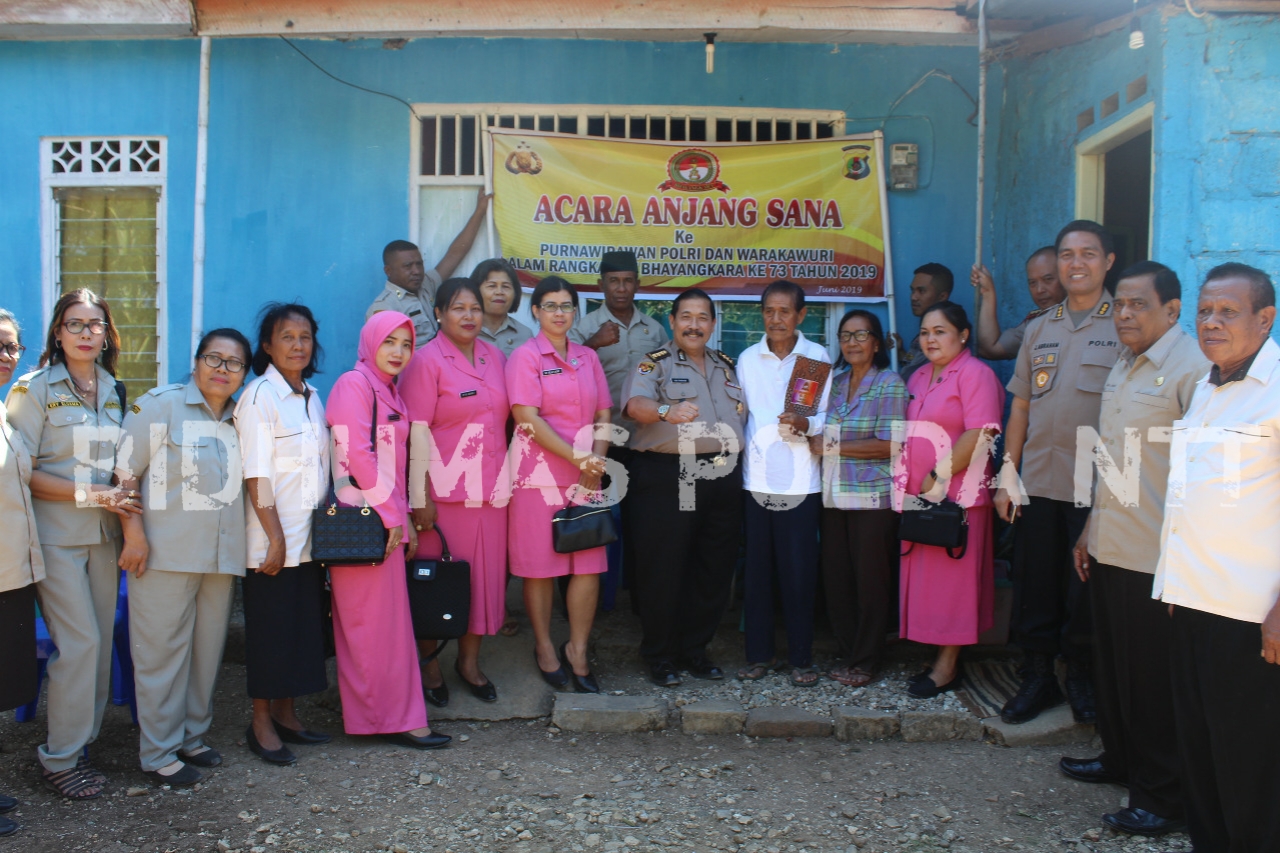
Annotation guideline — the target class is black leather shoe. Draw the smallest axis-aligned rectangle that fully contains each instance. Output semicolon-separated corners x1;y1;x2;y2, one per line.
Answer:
535;649;570;689
680;656;725;680
908;666;934;687
0;816;16;837
0;794;16;814
382;731;451;750
245;725;297;766
178;746;222;768
142;762;202;788
561;642;600;694
423;679;450;708
1065;676;1097;724
273;720;332;745
456;664;498;703
1059;755;1127;785
1102;807;1186;837
649;661;682;687
1001;655;1063;724
907;668;963;699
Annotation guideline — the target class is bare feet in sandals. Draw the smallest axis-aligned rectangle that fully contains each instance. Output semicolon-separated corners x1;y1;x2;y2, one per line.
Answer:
736;660;777;681
789;667;821;688
499;615;519;637
43;766;104;800
829;665;875;688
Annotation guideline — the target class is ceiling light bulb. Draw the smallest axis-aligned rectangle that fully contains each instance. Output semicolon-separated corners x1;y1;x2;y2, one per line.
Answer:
1129;17;1144;49
705;33;716;74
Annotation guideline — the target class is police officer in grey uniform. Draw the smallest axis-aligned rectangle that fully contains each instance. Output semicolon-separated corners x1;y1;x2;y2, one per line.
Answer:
997;220;1120;726
621;288;747;686
3;290;139;799
366;189;491;347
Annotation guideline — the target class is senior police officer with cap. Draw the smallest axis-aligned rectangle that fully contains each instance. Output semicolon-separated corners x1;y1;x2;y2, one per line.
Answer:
621;288;746;687
996;219;1120;726
366;188;490;347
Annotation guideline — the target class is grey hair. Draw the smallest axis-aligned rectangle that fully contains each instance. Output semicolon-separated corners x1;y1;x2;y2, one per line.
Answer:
0;308;20;341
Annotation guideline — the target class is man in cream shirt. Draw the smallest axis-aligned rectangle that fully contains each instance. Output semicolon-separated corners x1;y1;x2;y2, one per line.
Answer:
1154;262;1280;852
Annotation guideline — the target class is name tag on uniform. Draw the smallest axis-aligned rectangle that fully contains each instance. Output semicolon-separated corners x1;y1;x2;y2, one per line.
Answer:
543;368;562;376
460;390;478;398
47;401;83;409
671;377;690;383
388;413;402;421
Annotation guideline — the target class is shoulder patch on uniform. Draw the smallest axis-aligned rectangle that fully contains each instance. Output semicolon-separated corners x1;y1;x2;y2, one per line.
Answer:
637;361;657;375
714;349;736;368
646;348;671;362
1053;304;1065;319
1023;306;1049;323
130;404;142;414
1096;302;1111;316
8;384;26;394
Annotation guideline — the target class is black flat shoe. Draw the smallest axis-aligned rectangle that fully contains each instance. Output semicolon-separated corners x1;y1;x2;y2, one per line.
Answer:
907;669;962;699
536;648;569;689
908;666;933;687
177;746;222;768
424;680;450;708
142;763;202;788
649;661;682;687
245;725;297;766
0;794;16;814
1059;755;1127;785
382;731;451;750
1103;807;1186;837
455;663;498;702
0;816;15;837
273;720;332;745
561;642;600;694
680;656;724;680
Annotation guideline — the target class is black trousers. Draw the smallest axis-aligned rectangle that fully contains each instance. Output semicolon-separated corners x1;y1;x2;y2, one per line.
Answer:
630;452;743;664
1171;606;1280;852
242;562;329;699
1089;560;1181;818
1011;496;1092;661
820;507;898;671
743;491;821;668
0;584;37;712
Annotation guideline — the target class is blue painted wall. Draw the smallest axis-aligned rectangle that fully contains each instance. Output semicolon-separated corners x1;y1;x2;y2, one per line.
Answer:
0;36;983;393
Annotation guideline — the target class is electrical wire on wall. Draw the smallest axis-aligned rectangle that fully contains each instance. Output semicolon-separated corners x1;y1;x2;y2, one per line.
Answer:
1184;0;1207;18
279;36;420;119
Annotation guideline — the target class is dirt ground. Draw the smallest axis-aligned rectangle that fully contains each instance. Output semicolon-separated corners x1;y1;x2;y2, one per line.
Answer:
1;659;1190;853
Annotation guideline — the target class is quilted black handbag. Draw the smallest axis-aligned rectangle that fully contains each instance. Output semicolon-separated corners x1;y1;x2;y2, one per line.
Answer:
551;503;618;554
898;497;968;560
310;381;389;567
408;526;472;660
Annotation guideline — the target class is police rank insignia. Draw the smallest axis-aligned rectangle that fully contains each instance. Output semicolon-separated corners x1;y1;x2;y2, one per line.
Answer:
131;404;142;414
1054;305;1065;319
1034;370;1050;389
1097;302;1111;316
637;361;657;375
8;385;25;394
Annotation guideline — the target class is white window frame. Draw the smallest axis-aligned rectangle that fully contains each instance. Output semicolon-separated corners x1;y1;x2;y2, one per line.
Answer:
40;136;169;385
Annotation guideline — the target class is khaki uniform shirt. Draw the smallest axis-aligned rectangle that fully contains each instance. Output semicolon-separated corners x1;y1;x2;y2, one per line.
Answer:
0;400;45;592
1086;325;1208;574
621;343;747;455
365;270;444;347
116;382;246;576
993;307;1050;357
4;363;123;546
1008;294;1121;502
479;315;534;358
570;306;665;438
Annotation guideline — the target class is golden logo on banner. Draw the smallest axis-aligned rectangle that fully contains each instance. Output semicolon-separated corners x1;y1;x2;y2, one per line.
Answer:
489;129;889;300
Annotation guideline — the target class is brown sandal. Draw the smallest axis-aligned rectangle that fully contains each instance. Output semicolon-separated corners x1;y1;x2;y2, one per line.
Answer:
43;766;103;800
736;660;777;681
830;665;875;688
499;616;520;637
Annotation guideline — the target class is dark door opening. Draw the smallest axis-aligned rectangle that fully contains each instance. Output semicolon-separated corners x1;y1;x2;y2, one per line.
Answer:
1103;129;1151;274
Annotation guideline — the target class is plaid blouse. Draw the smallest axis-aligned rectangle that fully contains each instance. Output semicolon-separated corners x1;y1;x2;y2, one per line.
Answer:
819;365;908;510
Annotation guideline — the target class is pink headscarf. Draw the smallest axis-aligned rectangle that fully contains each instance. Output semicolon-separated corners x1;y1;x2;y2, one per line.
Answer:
356;311;416;385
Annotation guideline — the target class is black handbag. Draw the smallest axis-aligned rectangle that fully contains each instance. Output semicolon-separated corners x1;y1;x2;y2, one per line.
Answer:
898;497;968;560
310;379;389;567
408;526;472;661
551;503;618;554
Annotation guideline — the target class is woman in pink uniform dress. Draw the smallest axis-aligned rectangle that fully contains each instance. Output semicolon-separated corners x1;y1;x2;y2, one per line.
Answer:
505;276;612;694
400;278;510;705
325;311;449;749
894;301;1004;700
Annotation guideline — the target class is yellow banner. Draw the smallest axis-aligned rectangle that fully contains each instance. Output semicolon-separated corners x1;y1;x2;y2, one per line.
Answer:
490;130;888;300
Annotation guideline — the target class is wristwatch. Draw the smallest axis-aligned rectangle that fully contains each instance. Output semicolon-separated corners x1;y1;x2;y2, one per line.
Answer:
657;404;671;422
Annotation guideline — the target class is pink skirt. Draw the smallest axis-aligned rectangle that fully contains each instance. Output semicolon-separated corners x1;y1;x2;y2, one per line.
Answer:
507;485;607;579
414;502;508;636
899;506;995;646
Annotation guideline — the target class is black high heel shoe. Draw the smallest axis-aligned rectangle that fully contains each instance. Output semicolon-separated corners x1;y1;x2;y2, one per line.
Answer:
455;663;498;703
535;648;569;689
560;642;600;694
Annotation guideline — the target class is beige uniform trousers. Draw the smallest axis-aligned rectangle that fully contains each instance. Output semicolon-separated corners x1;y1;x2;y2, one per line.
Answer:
35;541;120;772
127;570;234;771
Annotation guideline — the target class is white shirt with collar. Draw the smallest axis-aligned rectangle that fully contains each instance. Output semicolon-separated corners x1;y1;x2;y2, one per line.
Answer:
1154;337;1280;623
234;364;331;568
738;331;832;496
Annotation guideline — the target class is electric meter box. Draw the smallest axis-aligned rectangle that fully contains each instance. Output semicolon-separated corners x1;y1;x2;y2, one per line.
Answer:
890;143;919;191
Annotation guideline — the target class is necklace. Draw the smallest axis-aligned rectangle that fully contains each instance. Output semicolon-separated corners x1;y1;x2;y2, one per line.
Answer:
70;374;96;398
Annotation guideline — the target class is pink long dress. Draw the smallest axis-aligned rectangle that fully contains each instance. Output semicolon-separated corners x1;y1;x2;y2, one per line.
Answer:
400;333;511;636
504;332;612;578
894;348;1005;646
325;312;427;735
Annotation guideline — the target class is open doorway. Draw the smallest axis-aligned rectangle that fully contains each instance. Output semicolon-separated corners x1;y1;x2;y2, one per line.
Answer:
1075;101;1154;276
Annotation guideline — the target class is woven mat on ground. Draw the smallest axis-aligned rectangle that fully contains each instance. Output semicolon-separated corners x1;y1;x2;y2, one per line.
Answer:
958;659;1020;719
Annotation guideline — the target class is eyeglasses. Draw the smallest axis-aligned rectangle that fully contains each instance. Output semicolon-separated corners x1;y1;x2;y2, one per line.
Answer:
538;302;576;314
0;342;25;360
837;330;874;343
198;354;247;373
62;319;108;335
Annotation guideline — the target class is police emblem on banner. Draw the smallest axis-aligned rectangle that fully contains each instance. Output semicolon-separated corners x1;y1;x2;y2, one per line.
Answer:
656;148;730;193
504;142;543;175
842;144;872;181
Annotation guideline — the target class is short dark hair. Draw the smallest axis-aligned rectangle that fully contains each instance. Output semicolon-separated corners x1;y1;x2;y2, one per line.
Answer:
382;240;419;265
1117;261;1181;306
40;288;121;376
1205;262;1276;312
530;276;579;311
0;308;20;342
913;262;954;296
252;302;323;378
919;300;972;338
434;277;485;314
761;280;805;311
1055;220;1114;256
196;327;253;365
1026;246;1057;265
470;258;523;312
836;308;890;370
672;287;716;320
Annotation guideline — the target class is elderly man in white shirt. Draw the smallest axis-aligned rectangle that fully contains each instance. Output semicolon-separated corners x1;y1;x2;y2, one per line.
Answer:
1153;262;1280;853
736;281;832;688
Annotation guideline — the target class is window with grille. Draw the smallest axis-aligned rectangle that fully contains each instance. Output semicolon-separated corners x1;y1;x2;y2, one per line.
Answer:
42;138;166;402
